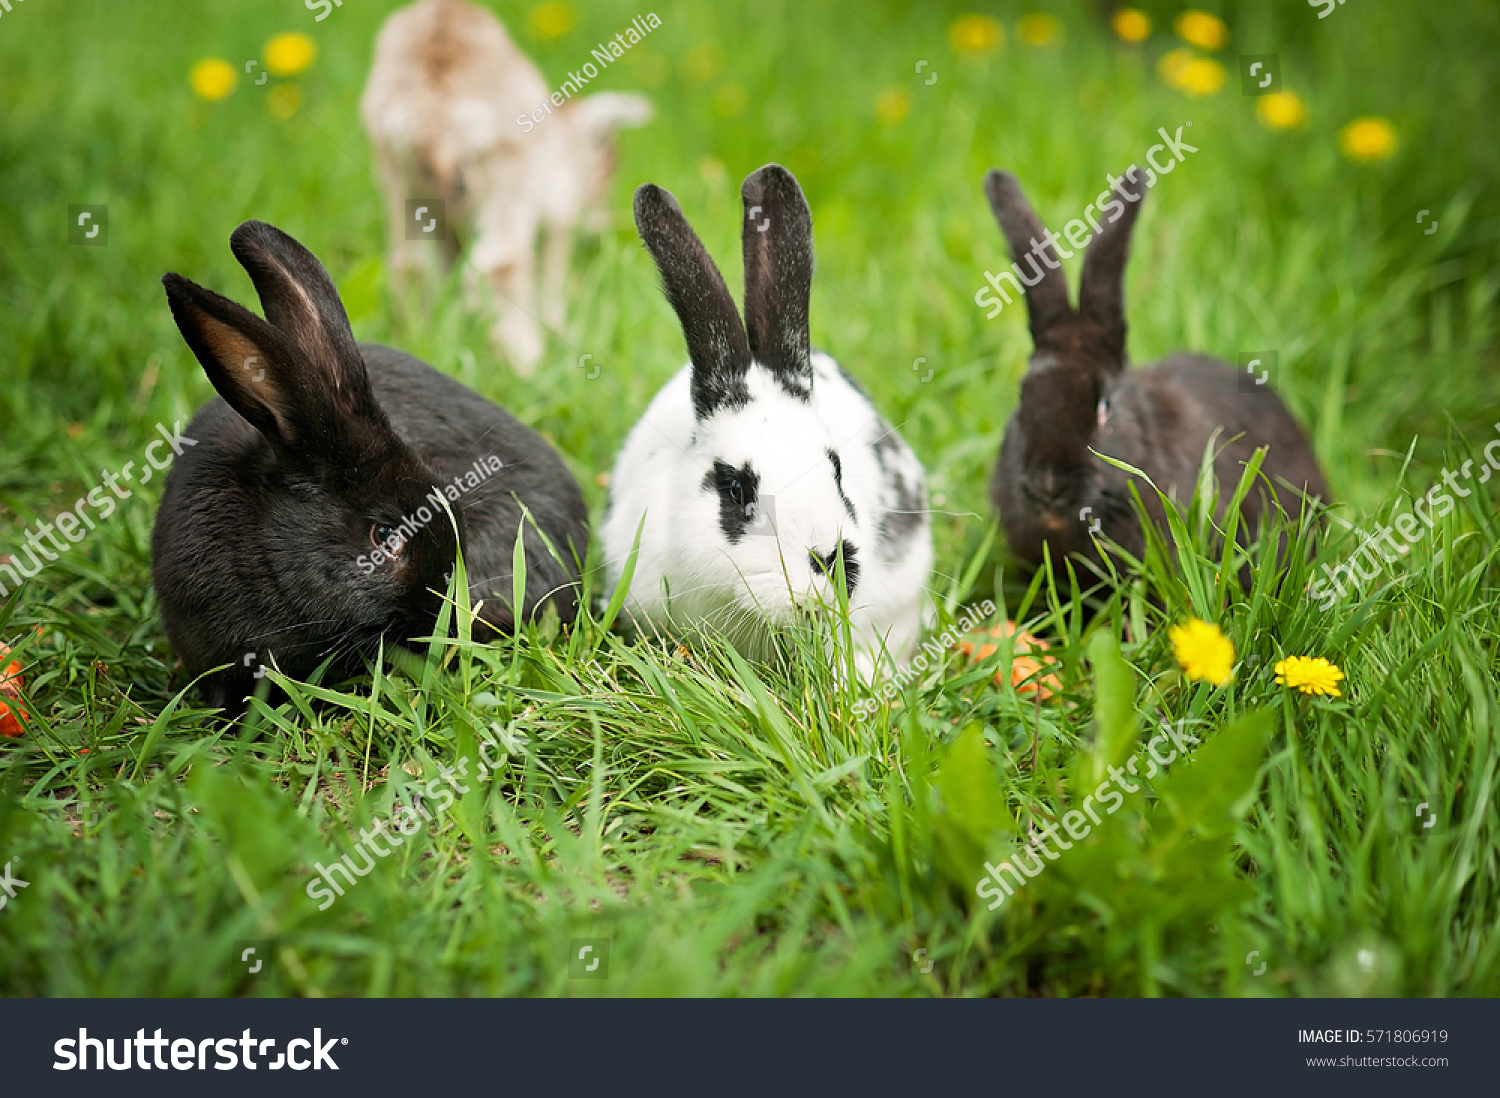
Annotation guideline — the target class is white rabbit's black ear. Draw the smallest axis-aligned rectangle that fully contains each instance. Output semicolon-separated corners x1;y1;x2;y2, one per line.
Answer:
1078;166;1148;352
982;170;1073;341
741;164;813;399
229;221;371;408
634;183;752;419
162;272;305;447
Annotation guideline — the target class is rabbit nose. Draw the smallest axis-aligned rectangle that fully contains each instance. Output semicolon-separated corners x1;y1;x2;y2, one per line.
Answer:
809;549;838;574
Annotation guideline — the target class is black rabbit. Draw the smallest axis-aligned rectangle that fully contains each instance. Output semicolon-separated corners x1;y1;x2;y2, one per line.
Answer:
153;220;588;713
984;167;1328;574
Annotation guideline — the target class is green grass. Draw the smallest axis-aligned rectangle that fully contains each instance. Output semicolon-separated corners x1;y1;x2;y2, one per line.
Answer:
1;0;1498;996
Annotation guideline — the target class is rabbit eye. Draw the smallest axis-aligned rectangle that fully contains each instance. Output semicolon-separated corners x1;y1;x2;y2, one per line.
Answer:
371;523;407;558
705;460;762;540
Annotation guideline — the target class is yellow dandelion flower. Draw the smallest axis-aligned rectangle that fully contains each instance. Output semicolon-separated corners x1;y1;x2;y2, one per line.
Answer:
1174;10;1227;51
950;14;1004;55
190;58;238;101
267;83;303;120
1157;47;1195;84
876;88;909;125
1338;117;1398;163
1169;618;1235;687
683;42;723;83
1112;8;1151;42
1274;655;1345;697
1018;13;1063;46
1178;57;1226;95
713;82;747;118
1257;91;1306;130
528;1;576;40
265;32;316;77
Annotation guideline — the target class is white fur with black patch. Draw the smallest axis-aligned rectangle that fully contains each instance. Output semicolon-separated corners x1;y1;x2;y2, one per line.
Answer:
602;351;932;672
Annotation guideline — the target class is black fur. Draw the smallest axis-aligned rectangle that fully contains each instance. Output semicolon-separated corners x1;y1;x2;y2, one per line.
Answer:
153;220;588;715
634;184;752;420
877;467;926;561
741;164;814;402
810;540;860;599
634;166;822;417
703;459;761;543
983;170;1329;574
827;449;856;521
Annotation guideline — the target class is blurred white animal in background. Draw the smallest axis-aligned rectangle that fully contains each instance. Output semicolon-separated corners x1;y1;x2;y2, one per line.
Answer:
360;0;652;374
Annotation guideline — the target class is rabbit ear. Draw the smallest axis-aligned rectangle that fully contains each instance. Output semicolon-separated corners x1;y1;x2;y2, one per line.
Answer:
982;170;1073;340
162;272;305;446
634;183;752;419
162;224;383;452
741;164;813;397
1078;166;1148;348
229;221;370;402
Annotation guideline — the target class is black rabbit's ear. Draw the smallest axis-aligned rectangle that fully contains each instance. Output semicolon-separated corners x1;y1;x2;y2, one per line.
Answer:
634;184;752;420
1078;166;1149;350
982;170;1073;341
229;221;370;403
162;272;304;446
162;266;384;454
741;164;813;399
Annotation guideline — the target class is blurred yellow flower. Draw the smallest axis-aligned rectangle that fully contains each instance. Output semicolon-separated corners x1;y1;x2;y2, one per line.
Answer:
190;58;237;101
528;1;576;39
267;83;303;120
683;42;723;83
1112;8;1151;42
1257;90;1306;130
1157;47;1195;83
1338;117;1398;163
1174;10;1227;51
1017;13;1063;46
1172;57;1226;96
713;82;747;118
950;14;1004;55
1275;655;1345;697
876;87;909;125
1170;618;1235;687
265;32;316;77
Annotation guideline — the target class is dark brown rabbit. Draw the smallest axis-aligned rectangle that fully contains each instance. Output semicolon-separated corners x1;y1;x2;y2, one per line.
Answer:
984;166;1328;574
154;220;588;714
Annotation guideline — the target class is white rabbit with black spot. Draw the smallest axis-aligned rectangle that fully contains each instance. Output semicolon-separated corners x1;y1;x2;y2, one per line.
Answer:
602;164;932;673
